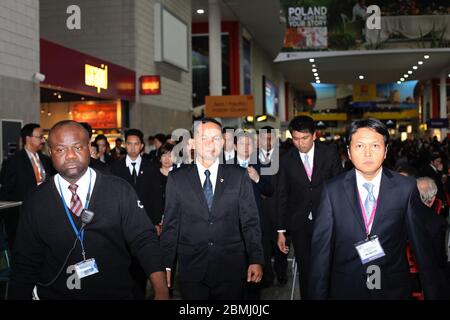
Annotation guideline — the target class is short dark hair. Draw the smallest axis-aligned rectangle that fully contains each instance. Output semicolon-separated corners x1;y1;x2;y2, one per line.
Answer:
193;117;222;134
94;134;108;143
235;129;256;145
115;137;123;143
157;142;174;162
288;116;315;135
346;118;389;147
48;120;90;147
125;129;144;144
154;133;167;144
148;135;155;141
79;122;93;139
430;152;441;162
90;142;99;153
21;123;40;146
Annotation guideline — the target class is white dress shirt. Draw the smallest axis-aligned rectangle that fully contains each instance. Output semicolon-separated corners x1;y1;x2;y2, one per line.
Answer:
126;154;142;176
224;150;235;161
259;148;274;163
25;147;46;184
355;168;382;205
237;156;250;168
54;167;97;209
299;143;315;172
196;158;220;194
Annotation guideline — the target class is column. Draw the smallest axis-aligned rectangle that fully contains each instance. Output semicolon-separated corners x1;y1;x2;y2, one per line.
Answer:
208;0;222;96
439;70;448;140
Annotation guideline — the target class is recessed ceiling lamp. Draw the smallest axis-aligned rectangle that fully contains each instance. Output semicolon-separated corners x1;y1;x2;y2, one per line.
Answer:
418;61;423;65
196;9;205;14
412;66;418;70
359;75;364;80
309;58;315;63
424;55;430;59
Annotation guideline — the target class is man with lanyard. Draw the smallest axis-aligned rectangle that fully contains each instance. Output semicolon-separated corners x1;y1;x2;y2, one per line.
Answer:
309;118;446;299
9;120;168;299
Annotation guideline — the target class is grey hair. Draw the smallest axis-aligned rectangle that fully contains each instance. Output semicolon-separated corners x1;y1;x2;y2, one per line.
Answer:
417;177;438;205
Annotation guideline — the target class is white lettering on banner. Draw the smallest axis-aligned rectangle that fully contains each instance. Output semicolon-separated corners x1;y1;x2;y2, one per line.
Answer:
287;6;328;28
66;5;81;30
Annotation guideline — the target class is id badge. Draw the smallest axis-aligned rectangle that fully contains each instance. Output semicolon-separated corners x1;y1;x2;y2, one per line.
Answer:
354;236;385;264
74;258;99;279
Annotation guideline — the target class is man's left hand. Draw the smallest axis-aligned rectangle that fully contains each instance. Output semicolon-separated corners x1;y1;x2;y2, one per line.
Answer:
247;264;263;283
247;166;260;183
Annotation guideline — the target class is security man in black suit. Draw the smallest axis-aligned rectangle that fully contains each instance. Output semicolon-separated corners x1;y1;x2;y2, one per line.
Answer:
160;118;264;300
109;128;159;299
277;116;342;300
0;123;54;245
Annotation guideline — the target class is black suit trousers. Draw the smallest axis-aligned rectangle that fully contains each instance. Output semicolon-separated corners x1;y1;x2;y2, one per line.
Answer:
291;225;313;300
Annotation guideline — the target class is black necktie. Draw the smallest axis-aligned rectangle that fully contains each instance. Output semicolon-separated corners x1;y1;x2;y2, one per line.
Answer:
131;162;137;185
203;169;213;211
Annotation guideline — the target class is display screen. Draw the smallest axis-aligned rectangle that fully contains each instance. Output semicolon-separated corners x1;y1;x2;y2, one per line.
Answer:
263;76;279;117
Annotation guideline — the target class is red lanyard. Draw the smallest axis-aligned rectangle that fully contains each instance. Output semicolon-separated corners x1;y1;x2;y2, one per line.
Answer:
357;192;377;235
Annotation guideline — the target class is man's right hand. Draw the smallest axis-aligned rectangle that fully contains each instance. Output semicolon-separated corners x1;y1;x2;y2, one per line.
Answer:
166;269;172;288
277;232;289;254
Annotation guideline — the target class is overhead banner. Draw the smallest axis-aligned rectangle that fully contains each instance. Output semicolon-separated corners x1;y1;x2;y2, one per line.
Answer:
205;95;255;118
280;0;450;51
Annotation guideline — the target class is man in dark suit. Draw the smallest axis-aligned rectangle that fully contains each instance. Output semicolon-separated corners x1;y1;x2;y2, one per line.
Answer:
222;126;236;164
258;126;288;286
110;138;127;161
309;118;446;299
79;123;108;173
0;123;54;244
160;118;264;300
277;116;342;300
234;130;273;299
422;153;446;209
146;133;166;163
109;128;159;299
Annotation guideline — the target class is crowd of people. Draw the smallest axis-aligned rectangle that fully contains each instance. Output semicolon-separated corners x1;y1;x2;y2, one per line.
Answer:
0;116;449;300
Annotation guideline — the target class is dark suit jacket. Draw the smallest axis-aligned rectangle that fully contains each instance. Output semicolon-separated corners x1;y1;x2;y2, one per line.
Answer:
309;168;447;299
160;163;264;283
109;158;161;225
0;149;53;201
277;142;342;231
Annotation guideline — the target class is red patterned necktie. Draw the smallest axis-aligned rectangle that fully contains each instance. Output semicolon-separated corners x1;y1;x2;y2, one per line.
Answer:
68;184;83;217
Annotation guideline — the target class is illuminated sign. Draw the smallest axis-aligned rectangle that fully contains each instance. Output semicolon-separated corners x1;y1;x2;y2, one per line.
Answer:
140;75;161;95
85;64;108;93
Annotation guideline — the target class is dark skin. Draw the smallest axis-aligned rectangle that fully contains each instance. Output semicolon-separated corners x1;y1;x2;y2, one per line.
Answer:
48;123;169;299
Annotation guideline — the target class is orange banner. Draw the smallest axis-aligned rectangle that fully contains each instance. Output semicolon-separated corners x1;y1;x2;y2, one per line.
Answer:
73;103;118;128
205;95;254;118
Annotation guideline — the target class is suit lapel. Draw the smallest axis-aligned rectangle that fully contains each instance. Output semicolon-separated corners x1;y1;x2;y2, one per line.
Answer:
311;143;323;183
344;169;366;234
291;149;310;183
211;164;228;213
186;164;210;212
21;149;37;184
370;168;394;235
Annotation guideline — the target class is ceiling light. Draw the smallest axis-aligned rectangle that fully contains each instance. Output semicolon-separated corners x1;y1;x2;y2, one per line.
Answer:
400;77;405;81
313;73;318;76
58;94;62;99
404;74;409;78
424;55;429;59
359;75;364;80
412;66;418;70
397;81;401;84
316;80;321;83
418;61;423;65
309;58;315;63
312;64;316;68
408;70;412;74
312;68;317;72
315;77;320;80
196;9;205;14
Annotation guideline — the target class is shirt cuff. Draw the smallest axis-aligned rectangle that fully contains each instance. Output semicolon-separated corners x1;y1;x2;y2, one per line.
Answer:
165;268;171;272
277;230;286;233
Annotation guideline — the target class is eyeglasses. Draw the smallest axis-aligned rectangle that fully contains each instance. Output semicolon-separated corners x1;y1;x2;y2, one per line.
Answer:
32;135;45;140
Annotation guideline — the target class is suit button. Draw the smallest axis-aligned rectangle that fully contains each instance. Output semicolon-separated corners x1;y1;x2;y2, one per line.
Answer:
309;187;313;191
208;242;214;246
209;221;213;225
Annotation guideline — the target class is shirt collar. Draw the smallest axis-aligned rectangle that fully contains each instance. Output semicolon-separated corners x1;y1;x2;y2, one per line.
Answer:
126;154;142;167
355;167;383;198
196;158;219;174
299;143;315;160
